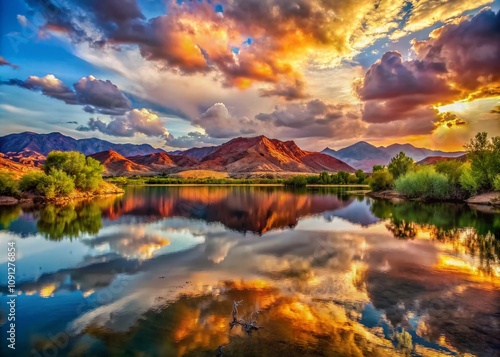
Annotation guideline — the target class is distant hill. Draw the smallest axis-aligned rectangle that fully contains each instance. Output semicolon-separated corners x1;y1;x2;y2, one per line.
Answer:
2;148;46;167
322;142;391;171
89;150;151;176
417;155;467;165
0;153;40;178
0;132;164;157
378;143;464;162
322;141;465;171
197;136;354;173
178;146;218;159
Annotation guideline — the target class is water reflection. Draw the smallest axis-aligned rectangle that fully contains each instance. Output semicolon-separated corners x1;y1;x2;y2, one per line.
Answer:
0;186;499;356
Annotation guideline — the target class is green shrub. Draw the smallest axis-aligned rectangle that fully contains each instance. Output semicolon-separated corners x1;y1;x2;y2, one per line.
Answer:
0;171;20;197
459;163;481;195
49;169;75;196
372;165;385;172
494;175;500;191
44;151;103;191
19;172;49;193
369;170;394;191
464;132;500;191
395;167;451;200
19;170;74;198
331;171;350;184
434;160;465;185
355;169;367;184
284;175;307;187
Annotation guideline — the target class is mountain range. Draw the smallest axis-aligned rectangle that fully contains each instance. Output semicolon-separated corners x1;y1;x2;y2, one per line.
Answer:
0;132;466;175
321;141;465;171
0;132;164;157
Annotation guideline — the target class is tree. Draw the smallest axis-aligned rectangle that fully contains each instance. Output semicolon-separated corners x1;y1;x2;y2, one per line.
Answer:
318;171;331;184
333;171;350;185
355;169;367;184
372;165;385;172
284;175;307;187
463;132;500;191
388;152;414;179
369;170;394;191
44;151;103;191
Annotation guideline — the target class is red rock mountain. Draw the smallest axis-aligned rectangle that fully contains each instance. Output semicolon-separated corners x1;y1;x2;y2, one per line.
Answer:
89;150;150;176
197;136;354;173
128;152;198;171
417;154;467;165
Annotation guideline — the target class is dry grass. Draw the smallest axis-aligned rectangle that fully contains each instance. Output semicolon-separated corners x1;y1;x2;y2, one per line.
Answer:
172;170;229;179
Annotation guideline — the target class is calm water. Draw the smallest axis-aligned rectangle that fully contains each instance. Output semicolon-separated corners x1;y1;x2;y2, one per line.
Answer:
0;186;499;357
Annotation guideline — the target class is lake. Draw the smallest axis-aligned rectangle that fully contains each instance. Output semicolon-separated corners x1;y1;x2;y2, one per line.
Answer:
0;186;499;356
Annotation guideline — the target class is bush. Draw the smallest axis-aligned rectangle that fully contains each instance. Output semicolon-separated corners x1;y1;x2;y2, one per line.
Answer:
19;172;49;193
0;172;19;196
395;167;451;200
369;170;394;191
0;171;20;197
355;169;367;184
494;175;500;192
19;170;74;199
459;163;481;195
44;151;103;191
284;175;307;187
331;171;350;184
464;132;500;191
434;160;465;185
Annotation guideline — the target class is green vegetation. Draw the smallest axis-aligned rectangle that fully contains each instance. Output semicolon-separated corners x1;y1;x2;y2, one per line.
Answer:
395;167;451;200
388;151;414;179
19;169;74;199
44;151;103;191
369;132;500;200
7;151;105;199
108;170;370;187
0;171;20;197
283;175;307;187
464;132;500;191
369;170;394;191
494;175;500;191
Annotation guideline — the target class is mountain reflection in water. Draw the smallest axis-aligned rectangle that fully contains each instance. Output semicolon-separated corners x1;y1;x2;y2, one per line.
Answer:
0;186;499;357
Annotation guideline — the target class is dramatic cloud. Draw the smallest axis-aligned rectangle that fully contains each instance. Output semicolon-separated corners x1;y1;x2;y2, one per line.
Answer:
192;103;258;138
2;74;78;104
435;112;468;129
0;56;19;69
256;99;366;139
491;105;500;114
74;75;131;115
24;0;489;101
413;8;500;98
2;74;131;114
391;0;493;39
77;108;169;138
356;9;500;134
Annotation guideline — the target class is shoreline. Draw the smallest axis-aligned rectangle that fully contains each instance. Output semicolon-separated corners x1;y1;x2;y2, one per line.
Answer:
367;189;500;207
0;182;124;206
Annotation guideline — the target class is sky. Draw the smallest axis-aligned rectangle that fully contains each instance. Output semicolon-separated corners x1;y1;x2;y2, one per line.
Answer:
0;0;499;151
